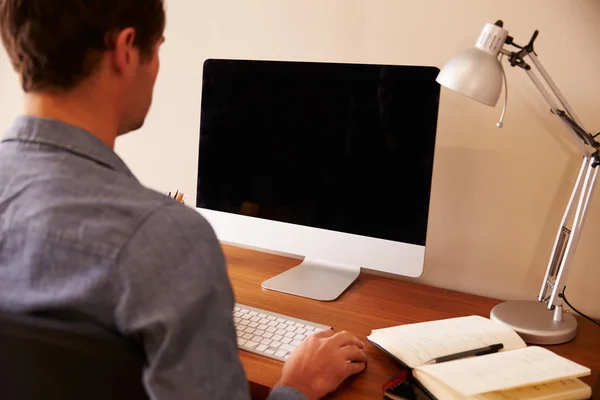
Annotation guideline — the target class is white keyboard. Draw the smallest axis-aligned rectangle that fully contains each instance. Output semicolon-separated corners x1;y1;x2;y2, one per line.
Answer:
234;304;331;362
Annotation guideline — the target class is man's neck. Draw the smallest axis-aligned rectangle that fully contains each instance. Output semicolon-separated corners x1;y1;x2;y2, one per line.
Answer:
23;91;119;149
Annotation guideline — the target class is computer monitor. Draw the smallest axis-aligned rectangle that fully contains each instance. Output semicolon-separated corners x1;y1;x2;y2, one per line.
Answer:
196;58;441;301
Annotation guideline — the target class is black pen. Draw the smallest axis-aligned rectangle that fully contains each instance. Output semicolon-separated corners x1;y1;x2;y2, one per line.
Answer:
424;343;504;365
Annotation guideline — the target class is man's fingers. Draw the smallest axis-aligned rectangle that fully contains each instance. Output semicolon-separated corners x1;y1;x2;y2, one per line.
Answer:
345;361;367;377
330;331;364;349
313;328;335;339
341;346;368;363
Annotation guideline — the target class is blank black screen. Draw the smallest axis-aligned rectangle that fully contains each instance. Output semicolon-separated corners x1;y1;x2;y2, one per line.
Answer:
197;59;440;246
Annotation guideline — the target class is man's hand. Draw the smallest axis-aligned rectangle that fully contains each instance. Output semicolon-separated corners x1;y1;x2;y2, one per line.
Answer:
276;329;368;400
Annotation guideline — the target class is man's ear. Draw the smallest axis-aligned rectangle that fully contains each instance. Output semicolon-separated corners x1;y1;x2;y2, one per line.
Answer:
111;28;137;76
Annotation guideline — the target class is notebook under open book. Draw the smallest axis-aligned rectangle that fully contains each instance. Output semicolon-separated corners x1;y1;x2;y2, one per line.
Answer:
368;315;591;400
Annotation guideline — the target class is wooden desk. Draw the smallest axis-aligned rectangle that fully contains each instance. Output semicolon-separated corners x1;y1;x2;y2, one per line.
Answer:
224;245;600;399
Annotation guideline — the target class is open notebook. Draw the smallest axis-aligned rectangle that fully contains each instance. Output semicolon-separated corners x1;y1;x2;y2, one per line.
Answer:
368;316;591;400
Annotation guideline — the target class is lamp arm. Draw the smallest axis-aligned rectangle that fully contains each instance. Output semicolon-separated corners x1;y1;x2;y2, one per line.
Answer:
521;56;593;156
553;110;600;151
526;53;585;127
507;49;600;313
539;156;598;313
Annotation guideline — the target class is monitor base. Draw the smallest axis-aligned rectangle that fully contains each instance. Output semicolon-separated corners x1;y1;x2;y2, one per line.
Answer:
261;258;360;301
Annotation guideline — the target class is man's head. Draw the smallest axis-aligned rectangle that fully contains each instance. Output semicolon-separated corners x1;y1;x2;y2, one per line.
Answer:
0;0;166;136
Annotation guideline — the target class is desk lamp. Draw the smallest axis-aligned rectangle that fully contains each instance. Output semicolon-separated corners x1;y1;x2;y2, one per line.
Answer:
436;20;599;344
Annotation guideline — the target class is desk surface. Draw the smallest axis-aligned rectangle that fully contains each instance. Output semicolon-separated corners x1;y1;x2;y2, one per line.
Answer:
224;245;600;399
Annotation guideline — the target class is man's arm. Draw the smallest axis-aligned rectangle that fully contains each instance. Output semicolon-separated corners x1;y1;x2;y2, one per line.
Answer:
111;202;366;400
112;202;254;399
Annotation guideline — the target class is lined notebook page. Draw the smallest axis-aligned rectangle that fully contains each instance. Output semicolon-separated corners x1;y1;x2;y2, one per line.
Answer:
481;379;592;400
416;373;591;400
368;315;526;368
414;346;591;396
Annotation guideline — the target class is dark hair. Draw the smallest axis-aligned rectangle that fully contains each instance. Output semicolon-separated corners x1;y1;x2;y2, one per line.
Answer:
0;0;165;92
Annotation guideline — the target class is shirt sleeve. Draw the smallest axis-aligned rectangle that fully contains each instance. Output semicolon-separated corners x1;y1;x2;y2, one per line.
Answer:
112;203;251;399
112;202;307;400
268;387;308;400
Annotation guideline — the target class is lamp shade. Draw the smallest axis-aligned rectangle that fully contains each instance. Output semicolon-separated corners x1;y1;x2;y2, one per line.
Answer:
436;22;509;107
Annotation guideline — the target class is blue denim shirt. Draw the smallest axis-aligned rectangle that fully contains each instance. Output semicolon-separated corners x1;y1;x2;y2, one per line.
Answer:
0;116;304;400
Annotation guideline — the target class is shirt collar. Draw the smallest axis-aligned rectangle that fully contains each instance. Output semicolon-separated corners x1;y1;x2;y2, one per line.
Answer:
2;116;135;178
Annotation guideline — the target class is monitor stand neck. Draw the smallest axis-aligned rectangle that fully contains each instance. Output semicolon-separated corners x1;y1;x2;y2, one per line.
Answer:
261;258;361;301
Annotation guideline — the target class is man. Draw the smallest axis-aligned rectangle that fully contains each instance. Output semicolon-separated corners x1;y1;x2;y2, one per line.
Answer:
0;1;367;399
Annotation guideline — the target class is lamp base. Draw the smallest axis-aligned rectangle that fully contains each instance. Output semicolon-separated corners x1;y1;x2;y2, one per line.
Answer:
490;300;577;345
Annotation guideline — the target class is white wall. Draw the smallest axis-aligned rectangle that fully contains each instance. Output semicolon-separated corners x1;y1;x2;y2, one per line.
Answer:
1;1;599;317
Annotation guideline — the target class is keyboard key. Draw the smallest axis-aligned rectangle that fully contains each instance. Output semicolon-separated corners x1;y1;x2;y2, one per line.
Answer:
244;328;255;334
259;324;268;330
271;341;281;348
265;349;276;355
280;344;295;352
252;335;263;342
243;333;254;340
276;329;286;335
236;331;244;338
272;335;283;341
269;321;279;327
277;323;288;330
249;322;259;328
241;314;251;320
244;341;258;349
237;338;247;346
266;327;277;333
263;332;273;339
284;331;295;338
248;311;258;316
281;337;292;344
291;339;302;346
295;328;306;334
276;318;285;323
260;319;270;324
240;320;250;326
294;323;305;328
256;344;268;352
285;326;296;332
305;326;314;331
255;330;265;336
267;316;276;320
258;313;267;318
294;334;306;341
239;309;249;314
275;350;287;358
286;320;295;325
260;338;272;345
